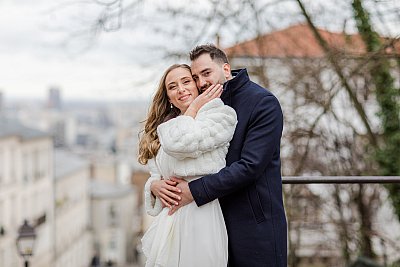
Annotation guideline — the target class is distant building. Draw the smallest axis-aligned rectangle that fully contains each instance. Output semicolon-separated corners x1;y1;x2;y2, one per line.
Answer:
16;106;77;148
48;87;62;110
89;154;133;185
225;23;400;93
225;23;400;59
54;150;92;267
0;119;54;267
90;180;140;266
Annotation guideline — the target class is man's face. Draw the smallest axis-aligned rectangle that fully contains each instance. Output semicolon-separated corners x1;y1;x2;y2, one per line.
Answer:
190;53;231;92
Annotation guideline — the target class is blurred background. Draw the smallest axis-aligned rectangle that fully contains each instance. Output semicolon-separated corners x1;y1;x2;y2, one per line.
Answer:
0;0;400;266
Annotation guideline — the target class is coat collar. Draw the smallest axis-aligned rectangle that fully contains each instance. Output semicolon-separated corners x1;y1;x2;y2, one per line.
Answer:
221;68;249;105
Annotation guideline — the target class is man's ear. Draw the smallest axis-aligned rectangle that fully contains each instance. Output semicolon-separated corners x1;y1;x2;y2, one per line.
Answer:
223;63;231;79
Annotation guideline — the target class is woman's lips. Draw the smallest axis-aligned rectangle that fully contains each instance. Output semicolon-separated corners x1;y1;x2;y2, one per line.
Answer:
179;94;190;101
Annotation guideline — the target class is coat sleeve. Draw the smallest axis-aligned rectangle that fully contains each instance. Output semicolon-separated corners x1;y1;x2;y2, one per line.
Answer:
189;95;283;206
157;98;237;160
144;159;163;216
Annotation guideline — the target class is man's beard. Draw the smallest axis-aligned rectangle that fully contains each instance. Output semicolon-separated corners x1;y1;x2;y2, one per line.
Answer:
200;82;212;92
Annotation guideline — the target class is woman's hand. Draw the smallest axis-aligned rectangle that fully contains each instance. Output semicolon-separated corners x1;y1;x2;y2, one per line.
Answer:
150;179;182;208
184;84;223;118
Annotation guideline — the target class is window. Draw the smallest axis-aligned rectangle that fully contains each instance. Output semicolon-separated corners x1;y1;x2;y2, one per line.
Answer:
0;148;3;183
9;147;15;182
23;153;28;183
108;204;118;227
10;195;16;227
108;232;118;250
33;149;40;180
39;149;47;179
0;200;4;236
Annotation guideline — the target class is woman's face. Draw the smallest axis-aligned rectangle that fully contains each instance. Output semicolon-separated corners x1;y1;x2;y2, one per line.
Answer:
165;67;199;114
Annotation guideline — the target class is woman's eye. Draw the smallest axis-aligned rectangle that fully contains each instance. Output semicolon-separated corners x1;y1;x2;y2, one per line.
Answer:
183;80;190;84
169;86;176;90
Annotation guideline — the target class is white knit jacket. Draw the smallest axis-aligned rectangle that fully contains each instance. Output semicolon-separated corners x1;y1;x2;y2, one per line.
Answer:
144;98;237;216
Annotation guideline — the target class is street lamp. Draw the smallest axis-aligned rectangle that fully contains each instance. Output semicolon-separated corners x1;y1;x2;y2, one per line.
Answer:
16;220;36;267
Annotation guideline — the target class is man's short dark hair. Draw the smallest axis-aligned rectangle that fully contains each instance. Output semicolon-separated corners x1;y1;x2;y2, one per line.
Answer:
189;44;229;64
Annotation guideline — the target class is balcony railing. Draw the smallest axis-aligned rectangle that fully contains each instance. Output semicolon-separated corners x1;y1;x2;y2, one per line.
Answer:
282;176;400;184
282;176;400;267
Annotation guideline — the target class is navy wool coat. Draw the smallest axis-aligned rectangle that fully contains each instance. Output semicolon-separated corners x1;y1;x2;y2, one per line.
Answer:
189;69;287;267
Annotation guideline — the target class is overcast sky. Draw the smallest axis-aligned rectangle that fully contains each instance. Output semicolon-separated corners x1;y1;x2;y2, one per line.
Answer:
0;0;306;102
1;0;398;102
0;0;167;101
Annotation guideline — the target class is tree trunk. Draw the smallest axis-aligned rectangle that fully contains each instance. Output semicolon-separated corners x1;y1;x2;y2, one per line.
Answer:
356;184;376;259
333;185;351;265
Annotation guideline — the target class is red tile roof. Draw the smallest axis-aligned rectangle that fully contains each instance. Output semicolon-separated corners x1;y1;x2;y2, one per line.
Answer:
225;24;399;58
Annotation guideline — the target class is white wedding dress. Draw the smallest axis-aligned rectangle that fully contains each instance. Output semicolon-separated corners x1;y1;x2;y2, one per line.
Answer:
141;98;237;267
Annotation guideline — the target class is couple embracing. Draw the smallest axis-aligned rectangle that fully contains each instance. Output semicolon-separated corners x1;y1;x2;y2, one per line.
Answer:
138;44;287;267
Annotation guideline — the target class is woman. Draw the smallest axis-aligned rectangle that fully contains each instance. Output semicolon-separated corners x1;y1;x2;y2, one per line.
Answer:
138;64;237;267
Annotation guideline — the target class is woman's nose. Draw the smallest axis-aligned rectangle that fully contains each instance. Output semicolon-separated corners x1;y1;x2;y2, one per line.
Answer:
177;85;185;93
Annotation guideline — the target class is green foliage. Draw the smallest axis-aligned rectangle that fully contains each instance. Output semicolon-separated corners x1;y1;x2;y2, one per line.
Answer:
352;0;400;220
352;0;381;52
389;259;400;267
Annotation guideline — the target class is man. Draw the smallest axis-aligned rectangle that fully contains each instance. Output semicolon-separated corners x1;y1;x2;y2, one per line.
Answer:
157;44;287;266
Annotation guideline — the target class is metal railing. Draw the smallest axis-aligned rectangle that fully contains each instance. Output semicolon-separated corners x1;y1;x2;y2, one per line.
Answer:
282;176;400;184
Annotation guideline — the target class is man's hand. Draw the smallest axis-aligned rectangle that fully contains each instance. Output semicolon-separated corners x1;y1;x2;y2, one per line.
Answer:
168;177;194;215
150;179;181;208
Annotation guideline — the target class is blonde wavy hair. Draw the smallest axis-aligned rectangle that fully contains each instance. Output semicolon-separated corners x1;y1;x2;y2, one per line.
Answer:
138;64;192;165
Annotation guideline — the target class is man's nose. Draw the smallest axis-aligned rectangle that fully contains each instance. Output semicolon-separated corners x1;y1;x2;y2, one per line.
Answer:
198;77;208;91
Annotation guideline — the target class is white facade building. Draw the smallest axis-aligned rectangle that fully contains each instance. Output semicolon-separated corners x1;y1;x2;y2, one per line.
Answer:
90;180;140;266
54;150;92;267
0;119;54;267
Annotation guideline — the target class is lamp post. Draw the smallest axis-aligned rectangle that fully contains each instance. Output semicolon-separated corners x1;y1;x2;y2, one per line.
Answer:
16;220;36;267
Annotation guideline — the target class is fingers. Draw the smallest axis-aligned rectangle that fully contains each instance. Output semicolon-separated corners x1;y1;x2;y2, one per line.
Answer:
168;204;179;216
170;177;186;183
216;87;223;98
203;84;223;99
161;187;181;200
185;84;223;116
152;179;179;192
165;180;179;187
159;180;181;204
160;198;170;208
160;192;179;206
163;181;181;194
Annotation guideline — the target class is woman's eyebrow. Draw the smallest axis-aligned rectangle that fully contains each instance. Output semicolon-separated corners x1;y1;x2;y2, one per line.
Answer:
167;81;177;87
